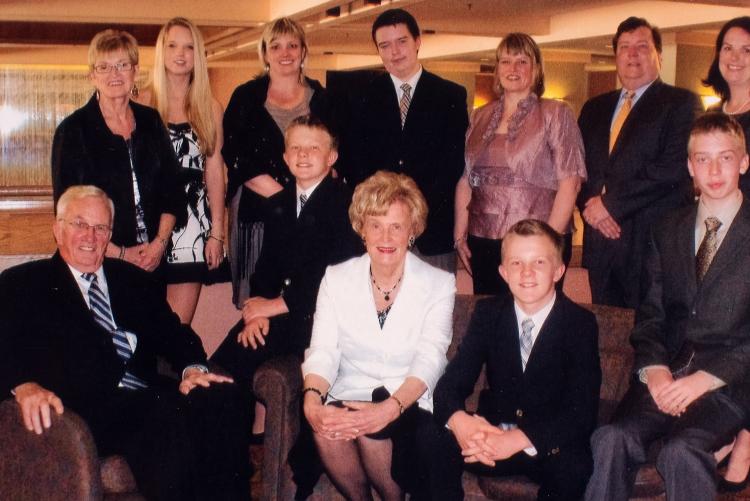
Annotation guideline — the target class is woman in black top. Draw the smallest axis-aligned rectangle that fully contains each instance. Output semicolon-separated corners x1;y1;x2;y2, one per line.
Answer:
51;29;183;273
222;17;334;308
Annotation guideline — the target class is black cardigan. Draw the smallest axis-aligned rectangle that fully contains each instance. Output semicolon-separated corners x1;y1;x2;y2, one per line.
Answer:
51;95;185;247
221;74;334;222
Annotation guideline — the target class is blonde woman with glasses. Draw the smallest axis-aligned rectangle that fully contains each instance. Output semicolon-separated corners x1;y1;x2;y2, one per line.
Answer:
52;29;184;280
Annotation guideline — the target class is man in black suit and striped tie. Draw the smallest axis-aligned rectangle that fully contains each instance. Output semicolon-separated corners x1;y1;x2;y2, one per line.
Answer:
0;185;250;500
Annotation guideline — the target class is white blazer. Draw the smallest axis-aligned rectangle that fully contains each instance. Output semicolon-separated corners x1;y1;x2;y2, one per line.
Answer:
302;252;456;412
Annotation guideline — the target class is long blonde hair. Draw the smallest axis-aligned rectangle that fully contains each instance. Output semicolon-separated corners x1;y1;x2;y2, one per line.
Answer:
150;17;217;155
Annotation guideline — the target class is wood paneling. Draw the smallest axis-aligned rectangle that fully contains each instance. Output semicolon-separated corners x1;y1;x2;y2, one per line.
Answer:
0;187;56;255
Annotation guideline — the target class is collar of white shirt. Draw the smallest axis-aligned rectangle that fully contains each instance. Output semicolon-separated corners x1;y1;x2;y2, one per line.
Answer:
513;292;557;351
694;190;743;254
297;180;324;216
390;65;423;101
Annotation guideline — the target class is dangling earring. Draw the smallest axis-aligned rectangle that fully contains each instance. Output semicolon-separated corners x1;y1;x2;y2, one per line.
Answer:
408;235;415;249
95;89;100;101
264;64;270;73
130;83;139;98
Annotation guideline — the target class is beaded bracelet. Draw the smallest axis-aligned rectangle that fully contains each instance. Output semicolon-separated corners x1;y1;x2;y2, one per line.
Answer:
302;387;325;404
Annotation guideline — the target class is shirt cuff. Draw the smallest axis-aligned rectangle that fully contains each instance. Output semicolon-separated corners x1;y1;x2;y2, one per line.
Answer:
638;365;670;384
182;364;209;380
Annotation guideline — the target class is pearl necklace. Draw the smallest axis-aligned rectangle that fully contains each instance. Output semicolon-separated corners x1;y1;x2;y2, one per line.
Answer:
723;96;750;115
370;267;403;302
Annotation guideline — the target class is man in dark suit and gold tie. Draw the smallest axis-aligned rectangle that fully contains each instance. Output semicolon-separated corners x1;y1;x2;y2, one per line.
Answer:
585;113;750;501
0;185;249;500
577;16;702;308
343;8;469;272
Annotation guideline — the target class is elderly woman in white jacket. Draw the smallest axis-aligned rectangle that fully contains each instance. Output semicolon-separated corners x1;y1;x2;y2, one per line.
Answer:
301;170;455;501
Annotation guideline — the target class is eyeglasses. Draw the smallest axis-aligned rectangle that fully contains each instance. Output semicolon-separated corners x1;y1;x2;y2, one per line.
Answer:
59;219;112;237
92;62;134;74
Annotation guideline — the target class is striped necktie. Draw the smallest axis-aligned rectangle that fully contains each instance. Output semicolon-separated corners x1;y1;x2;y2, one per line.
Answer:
520;318;534;371
400;83;412;128
82;273;147;389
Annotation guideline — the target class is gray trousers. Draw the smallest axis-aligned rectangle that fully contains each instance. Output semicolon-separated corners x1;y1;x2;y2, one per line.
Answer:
585;382;745;501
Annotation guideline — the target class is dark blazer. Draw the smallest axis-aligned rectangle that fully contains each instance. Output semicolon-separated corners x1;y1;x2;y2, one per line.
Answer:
631;200;750;412
221;75;334;221
51;95;185;247
250;175;363;347
434;294;600;457
577;80;702;306
343;70;468;255
0;253;206;419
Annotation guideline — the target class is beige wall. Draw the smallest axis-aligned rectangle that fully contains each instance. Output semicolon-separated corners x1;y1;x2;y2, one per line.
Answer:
675;44;716;99
544;61;589;116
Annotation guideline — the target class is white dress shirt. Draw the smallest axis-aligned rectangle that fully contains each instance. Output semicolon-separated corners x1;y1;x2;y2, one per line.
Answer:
296;180;323;217
302;252;456;412
389;65;423;104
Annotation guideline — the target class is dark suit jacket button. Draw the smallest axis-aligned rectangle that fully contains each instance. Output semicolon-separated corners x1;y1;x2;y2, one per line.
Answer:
516;409;523;417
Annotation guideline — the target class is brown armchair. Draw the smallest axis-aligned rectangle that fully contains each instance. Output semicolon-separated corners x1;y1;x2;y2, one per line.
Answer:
0;397;143;501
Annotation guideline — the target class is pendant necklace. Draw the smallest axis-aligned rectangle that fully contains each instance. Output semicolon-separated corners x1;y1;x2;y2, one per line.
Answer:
370;267;403;302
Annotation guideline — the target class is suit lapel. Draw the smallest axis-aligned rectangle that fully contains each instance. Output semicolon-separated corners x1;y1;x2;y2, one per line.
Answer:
675;206;699;297
374;74;402;132
49;253;100;330
402;71;431;131
700;201;750;289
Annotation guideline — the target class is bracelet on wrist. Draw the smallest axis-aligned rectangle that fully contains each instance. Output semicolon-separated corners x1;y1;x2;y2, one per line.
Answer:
118;246;126;259
389;395;405;415
302;387;325;404
209;235;224;244
453;236;466;249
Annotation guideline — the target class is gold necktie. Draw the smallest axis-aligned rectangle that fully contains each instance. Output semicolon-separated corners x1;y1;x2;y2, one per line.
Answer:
609;91;634;153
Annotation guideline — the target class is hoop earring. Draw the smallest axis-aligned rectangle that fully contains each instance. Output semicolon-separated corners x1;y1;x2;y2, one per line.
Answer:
408;235;415;249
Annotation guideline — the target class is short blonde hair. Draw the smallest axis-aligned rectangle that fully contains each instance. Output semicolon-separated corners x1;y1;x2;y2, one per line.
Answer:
258;17;308;74
88;29;139;69
494;33;545;97
56;185;115;225
349;171;428;239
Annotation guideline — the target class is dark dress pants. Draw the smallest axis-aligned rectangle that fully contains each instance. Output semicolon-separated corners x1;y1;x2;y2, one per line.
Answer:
82;380;250;501
468;233;573;296
585;381;745;501
422;418;591;501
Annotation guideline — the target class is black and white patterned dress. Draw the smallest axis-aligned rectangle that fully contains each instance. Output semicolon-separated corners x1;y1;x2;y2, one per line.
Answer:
165;122;212;283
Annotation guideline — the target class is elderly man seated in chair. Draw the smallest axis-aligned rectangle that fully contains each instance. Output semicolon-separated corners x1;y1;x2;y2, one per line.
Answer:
0;185;250;501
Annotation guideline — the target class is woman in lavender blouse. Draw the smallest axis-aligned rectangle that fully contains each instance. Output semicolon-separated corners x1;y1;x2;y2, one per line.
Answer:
454;33;586;295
